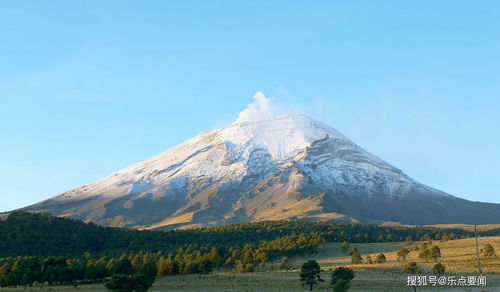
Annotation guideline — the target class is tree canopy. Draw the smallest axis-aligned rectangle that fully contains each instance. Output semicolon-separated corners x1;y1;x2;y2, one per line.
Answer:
331;266;355;292
300;260;323;291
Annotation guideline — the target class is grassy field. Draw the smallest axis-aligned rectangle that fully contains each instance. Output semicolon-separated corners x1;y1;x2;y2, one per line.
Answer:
1;236;498;291
425;224;500;232
379;222;500;232
316;236;500;273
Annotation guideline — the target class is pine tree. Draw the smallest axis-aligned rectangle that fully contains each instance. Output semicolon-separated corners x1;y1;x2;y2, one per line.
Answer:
299;260;323;291
429;246;441;262
418;248;430;262
340;241;350;254
330;267;354;292
397;248;409;261
403;262;420;274
280;257;290;270
113;258;133;275
156;257;168;277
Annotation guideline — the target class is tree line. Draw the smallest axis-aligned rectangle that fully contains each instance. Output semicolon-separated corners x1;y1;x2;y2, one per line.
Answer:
0;233;323;288
0;213;325;288
1;212;489;259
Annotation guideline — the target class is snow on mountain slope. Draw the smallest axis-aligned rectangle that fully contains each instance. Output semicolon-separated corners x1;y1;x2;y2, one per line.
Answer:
47;114;401;199
22;114;500;229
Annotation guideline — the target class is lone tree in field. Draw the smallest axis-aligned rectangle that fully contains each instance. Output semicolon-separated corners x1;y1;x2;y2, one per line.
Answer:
375;253;386;264
429;246;441;262
482;243;496;258
397;248;410;261
350;250;363;264
341;241;350;254
403;261;421;274
404;262;421;292
418;248;430;262
330;266;355;292
432;263;446;275
280;257;290;271
300;260;323;291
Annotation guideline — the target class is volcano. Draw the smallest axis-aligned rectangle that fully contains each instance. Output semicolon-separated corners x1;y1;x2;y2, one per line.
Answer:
22;113;500;229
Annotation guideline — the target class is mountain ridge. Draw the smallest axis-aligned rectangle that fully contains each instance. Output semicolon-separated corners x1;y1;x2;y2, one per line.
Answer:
21;114;500;229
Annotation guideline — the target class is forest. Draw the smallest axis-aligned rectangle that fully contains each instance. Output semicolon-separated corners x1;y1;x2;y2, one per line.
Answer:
0;211;498;288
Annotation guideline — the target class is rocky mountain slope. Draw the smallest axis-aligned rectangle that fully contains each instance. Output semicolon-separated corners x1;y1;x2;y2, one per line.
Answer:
22;114;500;229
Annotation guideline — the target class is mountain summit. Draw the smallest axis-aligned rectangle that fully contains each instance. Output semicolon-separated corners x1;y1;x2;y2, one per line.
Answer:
23;114;500;229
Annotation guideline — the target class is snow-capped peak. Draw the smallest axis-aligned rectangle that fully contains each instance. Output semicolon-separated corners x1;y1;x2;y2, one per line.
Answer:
218;114;346;161
24;109;500;230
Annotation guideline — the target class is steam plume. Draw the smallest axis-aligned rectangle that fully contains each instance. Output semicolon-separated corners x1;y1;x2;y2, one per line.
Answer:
235;91;275;123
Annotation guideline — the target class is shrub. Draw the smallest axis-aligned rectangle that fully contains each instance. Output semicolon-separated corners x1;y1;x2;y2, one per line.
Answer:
432;263;445;275
280;257;290;270
350;253;363;264
429;246;441;262
340;242;350;254
482;244;496;258
403;262;420;274
104;272;155;292
397;248;409;261
374;253;386;264
418;248;430;262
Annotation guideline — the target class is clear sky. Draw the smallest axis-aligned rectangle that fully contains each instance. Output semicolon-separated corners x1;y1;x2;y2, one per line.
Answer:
1;1;499;212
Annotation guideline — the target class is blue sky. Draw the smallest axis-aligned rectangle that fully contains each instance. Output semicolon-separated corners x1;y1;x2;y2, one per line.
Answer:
1;1;499;211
